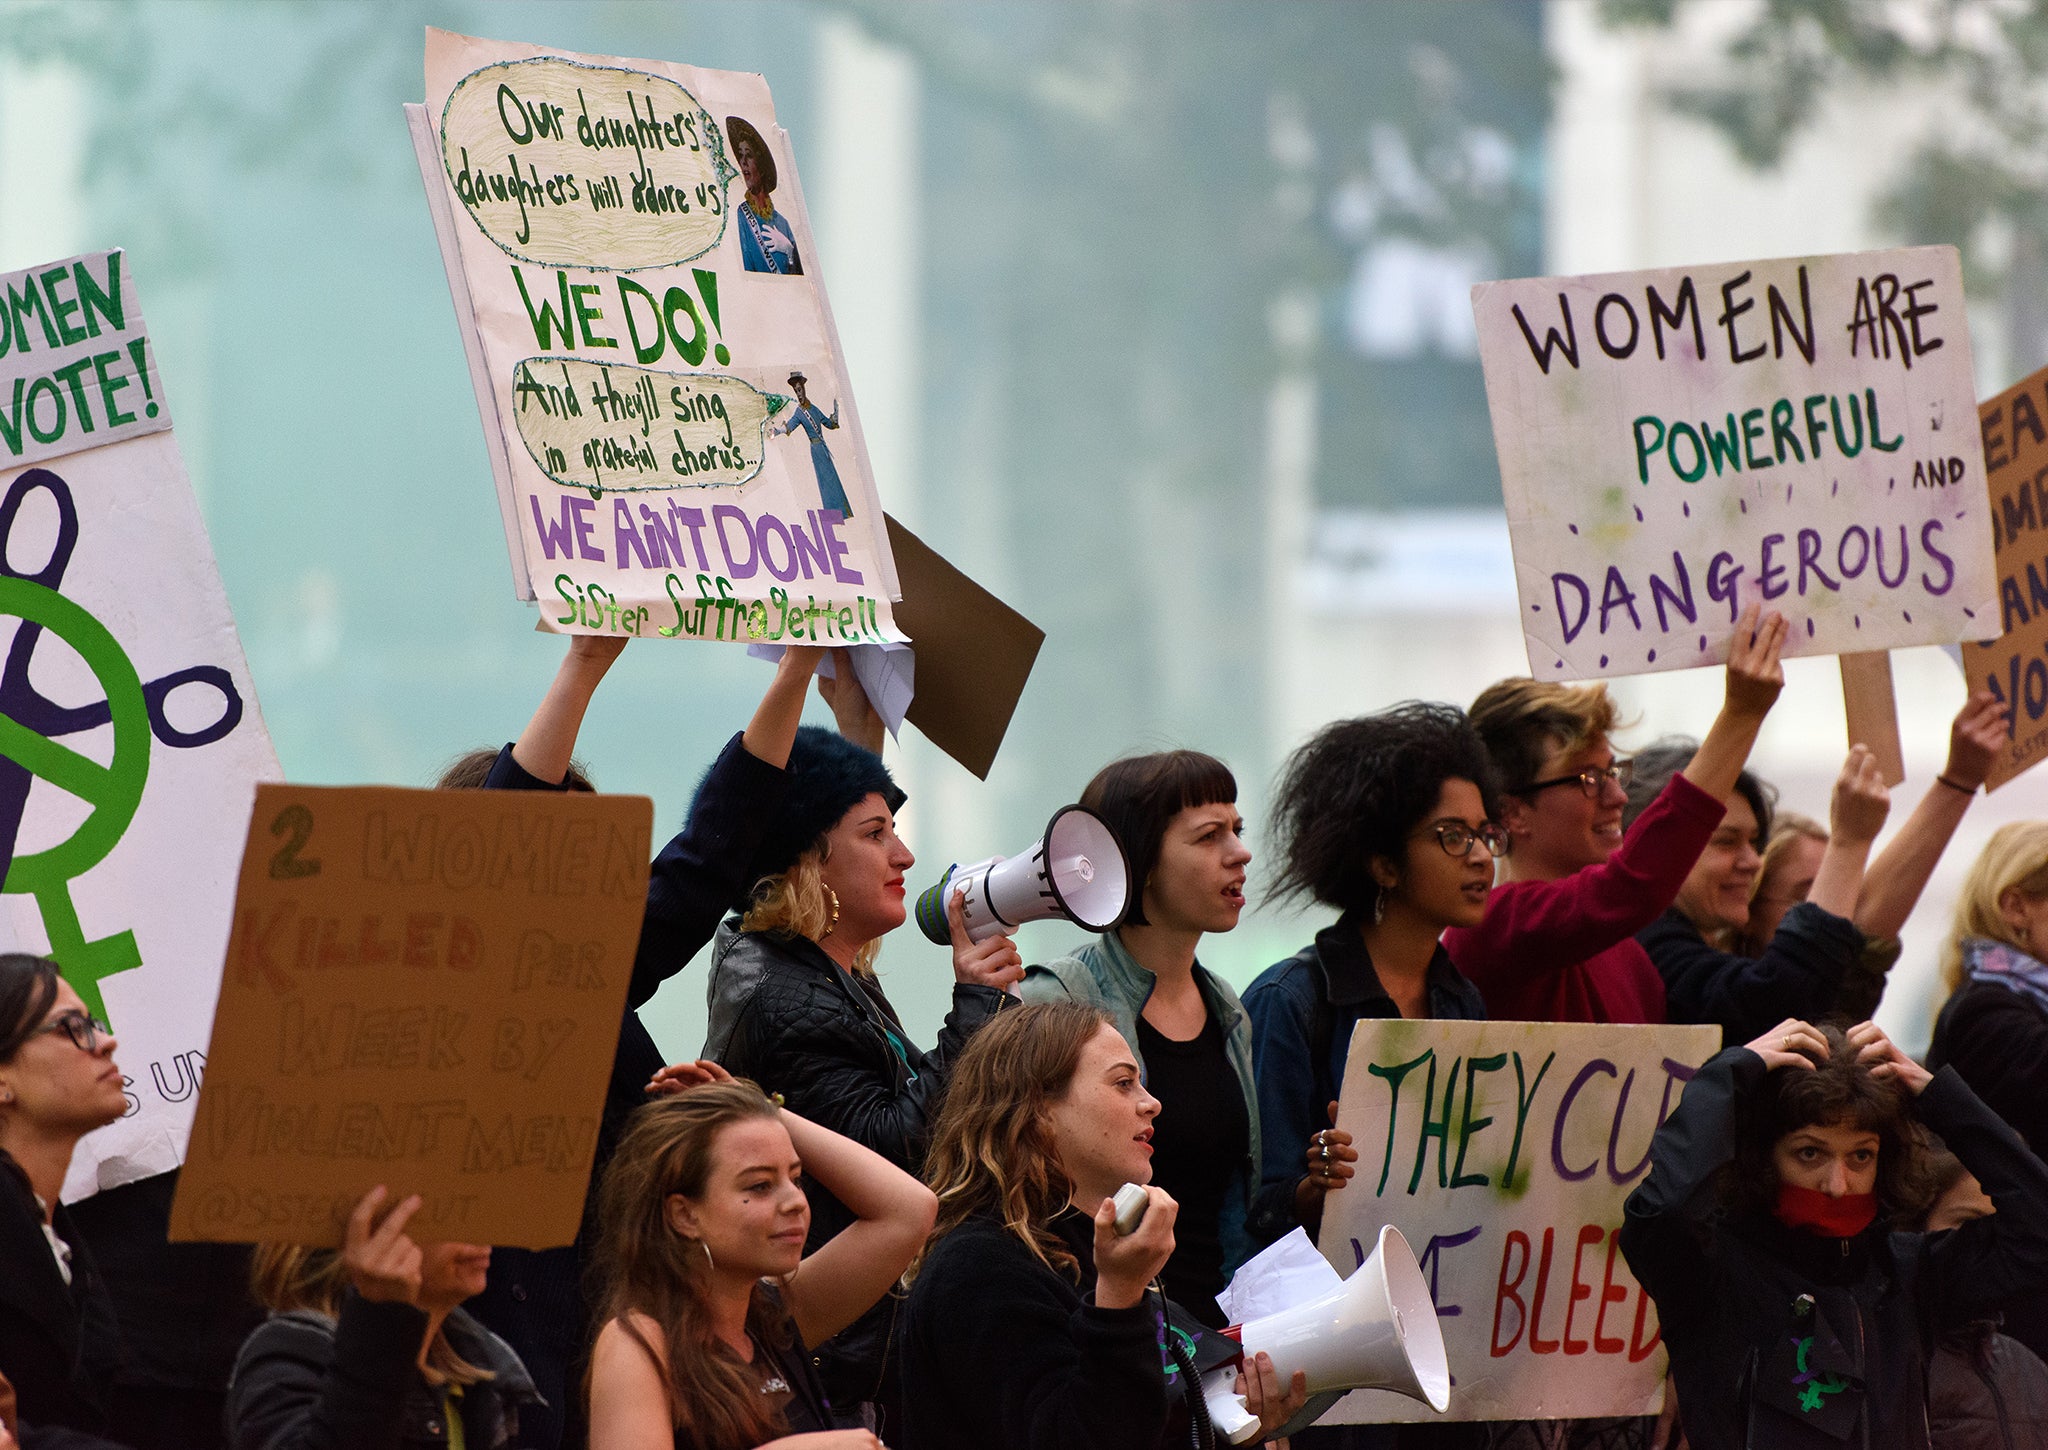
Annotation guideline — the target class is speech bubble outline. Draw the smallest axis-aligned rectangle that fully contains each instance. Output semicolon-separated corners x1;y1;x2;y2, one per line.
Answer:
510;356;786;498
439;55;740;272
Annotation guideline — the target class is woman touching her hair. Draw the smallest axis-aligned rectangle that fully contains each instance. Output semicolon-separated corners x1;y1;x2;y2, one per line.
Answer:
586;1064;935;1450
702;725;1019;1414
1619;1016;2048;1448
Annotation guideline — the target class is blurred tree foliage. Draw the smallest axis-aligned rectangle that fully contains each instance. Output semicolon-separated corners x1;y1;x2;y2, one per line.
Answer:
1601;0;2048;376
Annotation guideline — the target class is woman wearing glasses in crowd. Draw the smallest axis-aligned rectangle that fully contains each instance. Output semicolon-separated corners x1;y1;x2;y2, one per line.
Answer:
0;954;126;1437
1021;751;1257;1327
1444;604;1787;1026
1241;703;1503;1261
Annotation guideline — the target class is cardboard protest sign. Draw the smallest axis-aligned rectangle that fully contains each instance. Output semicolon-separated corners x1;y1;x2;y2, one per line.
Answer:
0;250;281;1200
170;783;651;1248
1961;364;2048;790
885;515;1045;781
1318;1019;1719;1423
412;28;903;648
1474;247;1995;681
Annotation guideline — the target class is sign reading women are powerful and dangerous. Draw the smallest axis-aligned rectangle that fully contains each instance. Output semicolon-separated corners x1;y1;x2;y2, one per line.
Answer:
1474;247;1996;681
415;29;903;647
1318;1020;1719;1424
0;250;280;1199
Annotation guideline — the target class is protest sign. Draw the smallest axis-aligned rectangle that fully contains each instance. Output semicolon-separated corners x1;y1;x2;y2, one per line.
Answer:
170;782;652;1249
1317;1019;1719;1423
412;28;903;648
1961;364;2048;790
0;250;281;1199
1474;247;1995;681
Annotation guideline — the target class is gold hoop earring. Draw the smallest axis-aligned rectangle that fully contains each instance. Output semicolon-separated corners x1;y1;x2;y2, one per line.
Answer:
702;1239;715;1271
821;885;841;938
1372;889;1387;926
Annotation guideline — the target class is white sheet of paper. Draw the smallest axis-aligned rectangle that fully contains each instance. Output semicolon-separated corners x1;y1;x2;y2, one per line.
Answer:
746;641;915;741
1216;1226;1344;1327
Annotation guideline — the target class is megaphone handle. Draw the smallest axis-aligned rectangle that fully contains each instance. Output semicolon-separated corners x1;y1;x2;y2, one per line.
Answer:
1155;1283;1220;1450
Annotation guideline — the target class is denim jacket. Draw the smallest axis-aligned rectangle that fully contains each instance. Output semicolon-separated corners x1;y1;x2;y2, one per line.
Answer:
1022;932;1261;1275
1241;915;1487;1248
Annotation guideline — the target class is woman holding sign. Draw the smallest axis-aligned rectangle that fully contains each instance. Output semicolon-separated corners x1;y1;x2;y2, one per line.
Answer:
1620;1017;2048;1449
701;726;1021;1416
1445;603;1788;1025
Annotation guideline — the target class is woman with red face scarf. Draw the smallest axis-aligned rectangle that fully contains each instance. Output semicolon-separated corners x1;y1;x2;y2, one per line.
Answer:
1619;1018;2048;1449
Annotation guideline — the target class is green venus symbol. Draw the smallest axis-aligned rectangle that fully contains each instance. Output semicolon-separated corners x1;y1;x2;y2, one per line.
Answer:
0;574;152;1021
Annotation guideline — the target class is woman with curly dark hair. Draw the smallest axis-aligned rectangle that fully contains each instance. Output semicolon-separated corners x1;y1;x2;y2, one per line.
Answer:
1241;702;1503;1249
1620;1017;2048;1448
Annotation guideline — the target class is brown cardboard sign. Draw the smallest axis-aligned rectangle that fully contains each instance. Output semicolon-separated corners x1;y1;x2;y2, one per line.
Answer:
169;783;651;1248
886;514;1045;780
1962;366;2048;791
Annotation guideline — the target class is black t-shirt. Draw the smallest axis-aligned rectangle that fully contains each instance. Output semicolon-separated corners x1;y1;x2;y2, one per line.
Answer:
1135;1010;1249;1328
674;1282;832;1449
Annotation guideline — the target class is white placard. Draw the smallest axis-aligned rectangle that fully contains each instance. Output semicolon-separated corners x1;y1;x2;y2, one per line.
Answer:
1474;246;1995;680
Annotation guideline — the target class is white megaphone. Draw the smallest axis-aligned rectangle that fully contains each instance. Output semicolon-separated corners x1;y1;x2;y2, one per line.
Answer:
915;805;1132;945
1202;1225;1450;1444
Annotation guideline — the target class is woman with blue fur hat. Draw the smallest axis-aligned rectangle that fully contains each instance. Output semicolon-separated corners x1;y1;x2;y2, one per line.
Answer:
693;725;1022;1423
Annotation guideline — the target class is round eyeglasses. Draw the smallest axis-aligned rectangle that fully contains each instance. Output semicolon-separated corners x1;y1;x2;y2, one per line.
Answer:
1520;759;1633;799
1414;821;1509;859
32;1010;110;1053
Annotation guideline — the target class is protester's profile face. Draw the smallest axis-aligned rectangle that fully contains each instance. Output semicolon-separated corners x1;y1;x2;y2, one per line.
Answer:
1925;1170;1995;1232
1751;832;1825;944
1507;736;1626;875
418;1242;493;1307
1772;1120;1880;1198
817;793;914;945
670;1117;809;1277
1677;793;1762;936
0;979;125;1136
1045;1024;1159;1204
1390;777;1496;930
1141;801;1250;936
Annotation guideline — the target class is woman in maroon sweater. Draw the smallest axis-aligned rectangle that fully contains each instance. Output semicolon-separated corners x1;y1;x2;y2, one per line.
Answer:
1444;604;1786;1024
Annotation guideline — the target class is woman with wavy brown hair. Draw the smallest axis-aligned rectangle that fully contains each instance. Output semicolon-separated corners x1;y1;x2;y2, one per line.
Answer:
898;1001;1304;1450
585;1065;934;1450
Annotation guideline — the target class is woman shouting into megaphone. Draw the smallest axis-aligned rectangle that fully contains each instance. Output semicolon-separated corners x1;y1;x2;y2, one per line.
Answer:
700;715;1022;1425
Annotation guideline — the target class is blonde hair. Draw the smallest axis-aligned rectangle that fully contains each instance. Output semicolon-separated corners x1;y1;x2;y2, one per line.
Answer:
1942;821;2048;992
1469;677;1625;793
912;1001;1111;1285
741;849;882;978
249;1244;492;1387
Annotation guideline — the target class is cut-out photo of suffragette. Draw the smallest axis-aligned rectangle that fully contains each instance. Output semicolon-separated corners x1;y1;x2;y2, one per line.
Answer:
773;371;850;517
727;116;803;275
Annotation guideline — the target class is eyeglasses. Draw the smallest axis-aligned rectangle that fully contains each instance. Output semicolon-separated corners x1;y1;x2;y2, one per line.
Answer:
1520;759;1633;799
1413;821;1510;859
31;1011;110;1053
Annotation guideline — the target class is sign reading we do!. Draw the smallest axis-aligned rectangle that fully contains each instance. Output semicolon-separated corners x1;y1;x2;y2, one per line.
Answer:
1318;1020;1719;1424
1474;245;1996;682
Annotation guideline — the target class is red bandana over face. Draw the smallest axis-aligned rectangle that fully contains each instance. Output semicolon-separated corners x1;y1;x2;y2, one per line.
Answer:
1775;1183;1878;1237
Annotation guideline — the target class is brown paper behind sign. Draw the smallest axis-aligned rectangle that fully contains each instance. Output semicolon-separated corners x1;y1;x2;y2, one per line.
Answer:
169;783;651;1248
886;514;1045;779
1961;366;2048;791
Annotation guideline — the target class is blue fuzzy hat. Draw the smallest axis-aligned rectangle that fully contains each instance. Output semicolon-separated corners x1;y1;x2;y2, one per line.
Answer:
718;725;905;909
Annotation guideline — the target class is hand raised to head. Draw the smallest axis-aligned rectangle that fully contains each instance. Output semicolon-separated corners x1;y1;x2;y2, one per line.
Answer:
1742;1017;1827;1073
1847;1019;1933;1095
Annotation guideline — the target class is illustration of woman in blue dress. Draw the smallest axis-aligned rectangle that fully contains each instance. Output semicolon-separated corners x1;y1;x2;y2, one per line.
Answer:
774;372;851;518
727;115;803;276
